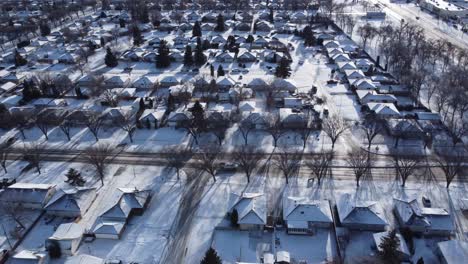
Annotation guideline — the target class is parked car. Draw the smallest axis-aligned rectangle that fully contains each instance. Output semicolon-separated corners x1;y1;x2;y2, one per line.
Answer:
218;162;239;172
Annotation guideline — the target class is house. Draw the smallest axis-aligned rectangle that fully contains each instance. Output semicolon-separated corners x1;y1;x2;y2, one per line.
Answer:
167;111;192;127
276;251;291;264
331;53;351;62
279;108;305;129
326;47;343;57
356;90;397;105
201;23;215;31
437;240;468;264
237;51;256;62
336;61;357;72
64;254;104;264
160;76;179;87
248;78;268;90
352;78;378;91
93;188;151;239
242;112;268;130
324;40;340;49
355;58;374;72
373;231;411;262
9;250;46;264
0;82;18;94
230;192;267;230
235;22;251;31
239;100;257;112
367;102;400;118
344;69;366;82
387;119;425;139
132;75;158;89
216;76;236;90
337;193;388;231
47;223;84;255
45;188;96;217
0;183;56;209
256;21;272;32
283;97;303;109
393;197;455;236
283;197;333;235
100;108;127;125
104;75;130;88
215;52;234;63
139;109;165;128
148;37;162;47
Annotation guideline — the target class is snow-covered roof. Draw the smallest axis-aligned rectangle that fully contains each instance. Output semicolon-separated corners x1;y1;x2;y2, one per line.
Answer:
0;183;55;207
49;222;84;240
64;254;103;264
100;188;150;220
45;188;96;215
367;102;400;116
93;220;125;235
437;240;468;264
231;193;267;226
283;197;333;224
337;193;387;226
11;250;46;262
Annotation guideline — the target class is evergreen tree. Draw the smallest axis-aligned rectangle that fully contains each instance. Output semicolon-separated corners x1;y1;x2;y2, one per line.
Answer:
40;22;51;36
119;18;126;28
416;257;424;264
275;57;291;78
303;26;316;46
194;38;206;66
104;47;118;67
246;34;254;43
268;8;274;22
378;230;400;264
47;240;62;259
14;50;27;67
230;209;239;227
210;64;214;77
156;40;171;68
167;94;175;111
190;100;205;127
214;14;225;32
100;37;105;47
139;98;145;111
200;247;222;264
132;25;144;46
217;65;225;77
192;21;202;37
183;45;194;67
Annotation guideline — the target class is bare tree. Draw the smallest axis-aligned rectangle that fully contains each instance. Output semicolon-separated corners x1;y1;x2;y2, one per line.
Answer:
84;112;103;141
360;118;384;149
435;149;466;188
0;142;10;173
0;202;26;230
390;150;422;187
237;119;254;145
232;145;263;183
322;114;349;150
88;74;106;97
197;144;221;182
163;146;193;180
83;144;113;186
273;149;302;184
22;143;45;174
34;111;55;140
116;111;136;143
346;148;373;187
305;151;334;185
59;120;73;141
11;111;32;139
297;115;316;149
266;114;286;148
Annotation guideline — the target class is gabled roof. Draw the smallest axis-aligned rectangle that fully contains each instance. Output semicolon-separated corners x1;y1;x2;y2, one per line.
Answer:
100;188;150;220
283;197;332;223
337;193;387;226
49;222;84;240
45;188;96;215
367;102;400;116
93;220;125;235
231;193;267;225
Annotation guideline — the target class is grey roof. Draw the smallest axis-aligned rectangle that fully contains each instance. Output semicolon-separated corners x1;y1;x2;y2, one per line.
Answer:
283;197;332;223
93;220;125;236
0;183;55;207
337;193;387;226
437;240;468;264
100;188;150;220
49;222;84;240
45;188;96;215
231;193;267;225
